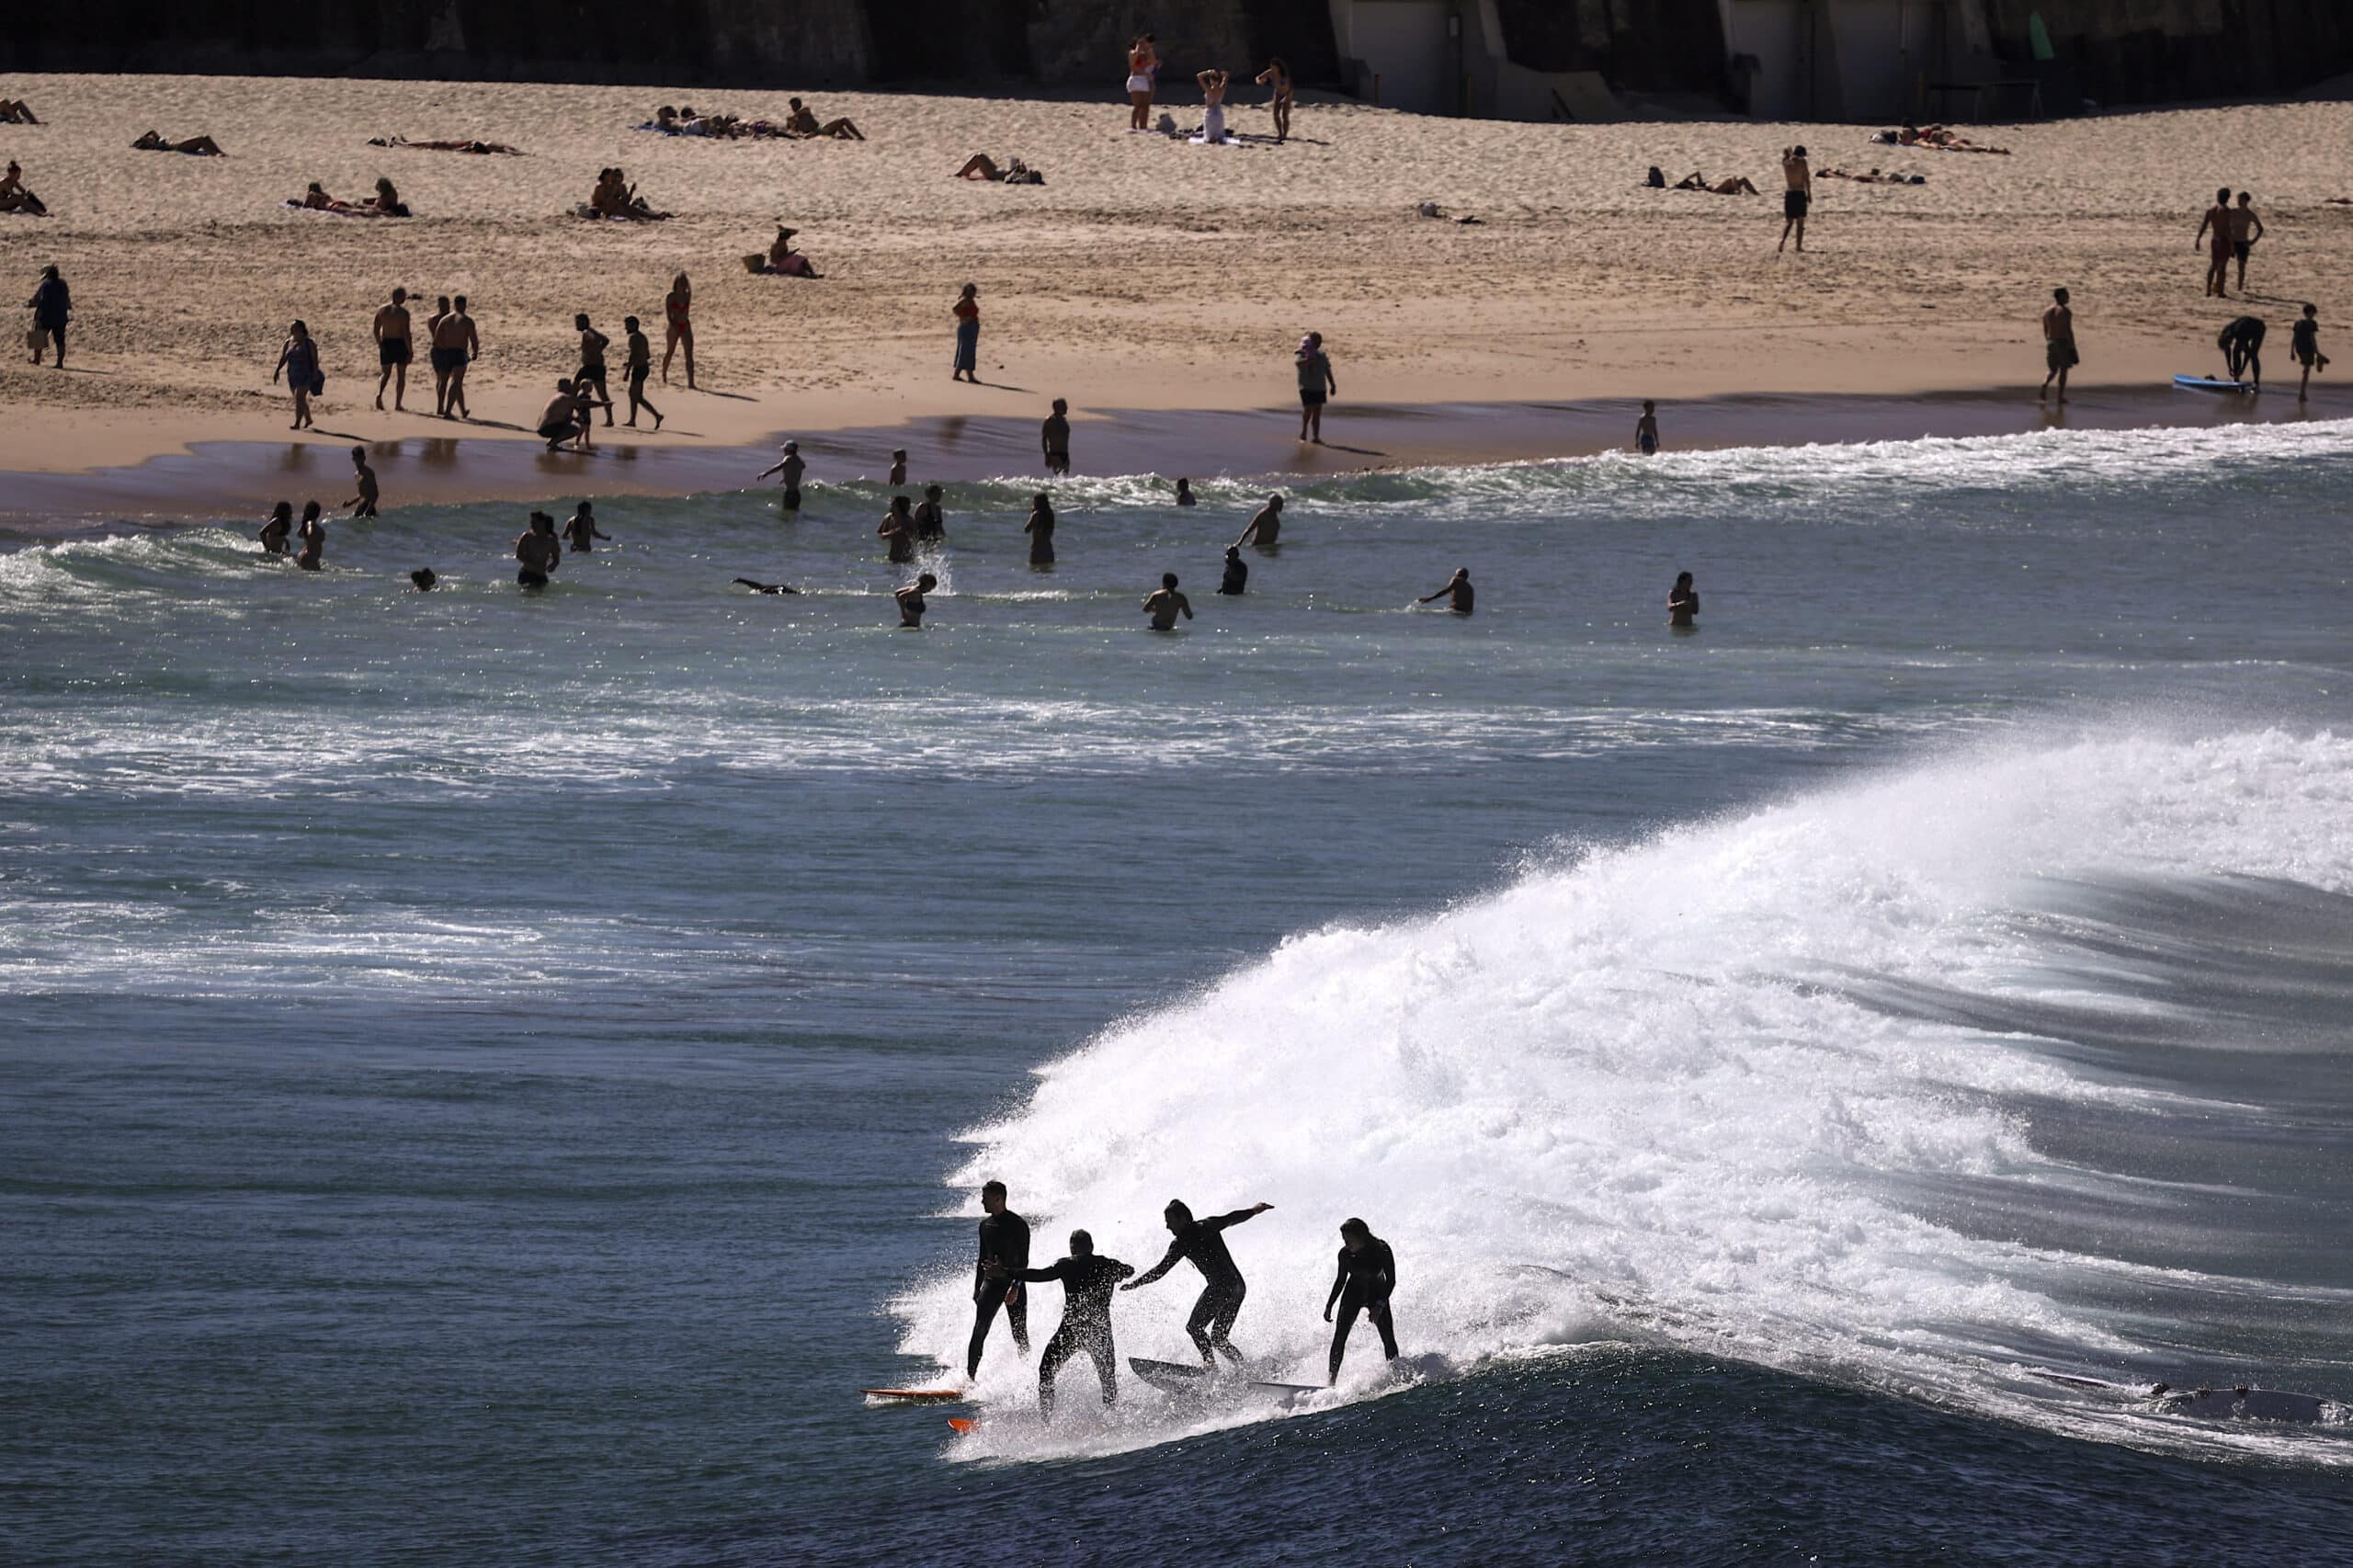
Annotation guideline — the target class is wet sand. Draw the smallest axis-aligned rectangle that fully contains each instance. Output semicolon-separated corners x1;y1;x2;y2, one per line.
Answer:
2;384;2334;530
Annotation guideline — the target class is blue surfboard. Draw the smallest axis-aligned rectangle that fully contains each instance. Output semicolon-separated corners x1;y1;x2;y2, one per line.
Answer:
2174;373;2256;393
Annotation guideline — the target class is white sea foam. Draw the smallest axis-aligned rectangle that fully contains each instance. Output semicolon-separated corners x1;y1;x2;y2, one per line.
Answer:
900;725;2353;1463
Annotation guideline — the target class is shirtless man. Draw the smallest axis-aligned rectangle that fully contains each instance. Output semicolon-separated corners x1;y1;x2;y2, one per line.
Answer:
1779;145;1812;254
756;441;806;514
515;512;562;587
431;297;479;418
1235;494;1282;551
2229;192;2266;294
574;313;614;426
538;381;588;451
345;448;381;517
2195;187;2234;298
1635;400;1661;455
888;449;908;486
1142;572;1193;631
562;501;608;553
787;97;864;141
371;287;413;412
1417;567;1473;615
1041;399;1072;476
621;315;661;430
895;572;938;628
2040;287;2077;403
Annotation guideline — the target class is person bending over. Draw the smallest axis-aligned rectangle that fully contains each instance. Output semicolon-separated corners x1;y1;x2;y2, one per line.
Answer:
1121;1199;1272;1366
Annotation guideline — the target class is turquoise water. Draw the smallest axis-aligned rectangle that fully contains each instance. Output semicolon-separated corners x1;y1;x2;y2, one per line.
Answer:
5;423;2352;1563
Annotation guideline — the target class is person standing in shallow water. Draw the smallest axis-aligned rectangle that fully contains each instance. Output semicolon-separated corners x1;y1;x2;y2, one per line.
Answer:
515;511;561;587
1235;494;1282;550
1024;494;1055;565
1142;572;1192;631
1295;333;1336;443
294;502;325;571
1668;571;1699;630
1041;399;1071;475
878;496;916;562
914;484;948;545
756;441;805;514
257;501;293;556
888;449;908;486
895;571;938;628
950;284;981;383
1218;545;1247;595
346;448;380;517
1418;568;1473;614
2040;288;2076;404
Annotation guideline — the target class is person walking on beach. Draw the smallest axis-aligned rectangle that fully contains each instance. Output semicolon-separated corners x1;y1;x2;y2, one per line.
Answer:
1024;493;1055;565
346;448;380;517
27;264;69;368
1126;35;1159;131
756;441;806;514
562;500;608;553
257;501;293;556
2291;304;2329;402
574;313;614;427
1324;1218;1399;1385
2229;192;2266;294
1236;494;1283;550
424;295;453;411
1142;573;1193;631
967;1179;1031;1379
896;571;938;629
878;496;917;562
951;284;981;383
294;501;325;571
1635;400;1661;454
661;273;695;389
988;1229;1133;1420
2040;287;2077;403
1121;1199;1274;1367
1418;567;1473;615
914;484;948;545
431;297;479;419
2196;187;2234;298
372;287;413;412
1296;334;1336;443
272;320;321;430
515;511;561;587
2218;314;2266;391
621;315;662;429
1042;399;1071;475
1779;145;1812;254
1668;571;1700;630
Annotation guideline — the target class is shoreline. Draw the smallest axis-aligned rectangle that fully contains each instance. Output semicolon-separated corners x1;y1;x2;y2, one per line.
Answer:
1;381;2339;529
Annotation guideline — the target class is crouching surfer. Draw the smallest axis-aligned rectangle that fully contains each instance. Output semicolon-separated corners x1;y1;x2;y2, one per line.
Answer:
1121;1199;1272;1366
987;1229;1134;1419
1324;1217;1399;1383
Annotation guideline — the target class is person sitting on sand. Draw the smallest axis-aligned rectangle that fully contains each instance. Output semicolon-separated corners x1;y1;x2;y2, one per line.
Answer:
538;380;590;451
298;181;358;213
895;572;938;629
0;99;39;124
754;226;821;277
132;131;226;156
1197;69;1231;145
588;167;667;221
786;98;864;141
1674;171;1758;195
0;161;42;215
365;176;409;217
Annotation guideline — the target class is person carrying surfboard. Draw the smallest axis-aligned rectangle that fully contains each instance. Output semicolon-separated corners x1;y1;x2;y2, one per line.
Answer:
1324;1218;1400;1384
986;1229;1133;1419
1120;1198;1272;1366
967;1180;1031;1379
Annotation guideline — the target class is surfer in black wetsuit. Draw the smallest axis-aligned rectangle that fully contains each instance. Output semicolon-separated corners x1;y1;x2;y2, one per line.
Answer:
967;1180;1030;1379
1121;1198;1272;1365
1324;1217;1399;1384
987;1229;1134;1419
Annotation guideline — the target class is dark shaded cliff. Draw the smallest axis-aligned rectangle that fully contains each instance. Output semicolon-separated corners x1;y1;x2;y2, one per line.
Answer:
1986;0;2353;105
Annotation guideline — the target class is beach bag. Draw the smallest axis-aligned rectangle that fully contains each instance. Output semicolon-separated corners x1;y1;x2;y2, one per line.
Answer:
26;324;47;355
312;369;326;395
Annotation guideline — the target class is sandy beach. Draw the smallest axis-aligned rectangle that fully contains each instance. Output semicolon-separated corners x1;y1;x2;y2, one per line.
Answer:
0;72;2347;497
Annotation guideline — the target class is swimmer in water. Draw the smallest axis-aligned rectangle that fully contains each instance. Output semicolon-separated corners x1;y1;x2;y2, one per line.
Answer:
878;496;916;562
562;501;608;553
1667;571;1699;629
1635;400;1660;455
1024;494;1055;566
1417;567;1473;614
888;449;908;486
914;483;948;544
257;501;293;556
515;511;561;587
756;441;806;514
1235;494;1282;550
293;502;325;571
410;568;438;591
1142;572;1193;631
1174;477;1196;507
1324;1218;1399;1384
895;571;938;628
732;577;800;595
345;448;380;517
1217;546;1247;596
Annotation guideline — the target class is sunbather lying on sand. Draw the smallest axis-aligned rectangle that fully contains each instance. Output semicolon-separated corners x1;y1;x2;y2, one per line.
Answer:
956;153;1043;184
290;178;407;217
0;99;38;125
1673;171;1757;194
787;98;864;140
368;135;522;154
1883;123;2011;154
1819;166;1926;185
133;131;225;155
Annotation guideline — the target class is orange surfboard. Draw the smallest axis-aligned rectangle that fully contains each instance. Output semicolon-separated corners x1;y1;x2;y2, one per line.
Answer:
861;1387;967;1403
947;1417;978;1435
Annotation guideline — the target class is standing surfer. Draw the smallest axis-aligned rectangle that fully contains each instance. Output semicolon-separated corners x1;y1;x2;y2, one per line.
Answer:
1120;1199;1272;1366
988;1229;1134;1419
967;1180;1030;1379
1324;1217;1399;1383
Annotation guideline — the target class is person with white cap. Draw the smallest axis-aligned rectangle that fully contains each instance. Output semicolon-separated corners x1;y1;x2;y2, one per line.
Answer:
755;440;806;515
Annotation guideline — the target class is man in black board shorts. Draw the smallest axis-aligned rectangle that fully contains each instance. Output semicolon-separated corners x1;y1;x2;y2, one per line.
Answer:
968;1179;1030;1378
1121;1198;1273;1366
988;1229;1134;1418
1779;145;1811;254
372;287;413;412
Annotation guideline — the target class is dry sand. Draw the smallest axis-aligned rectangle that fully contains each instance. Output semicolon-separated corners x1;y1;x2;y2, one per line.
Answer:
0;72;2347;489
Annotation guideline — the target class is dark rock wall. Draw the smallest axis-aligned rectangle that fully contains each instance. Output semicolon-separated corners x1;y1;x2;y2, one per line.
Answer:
1985;0;2353;104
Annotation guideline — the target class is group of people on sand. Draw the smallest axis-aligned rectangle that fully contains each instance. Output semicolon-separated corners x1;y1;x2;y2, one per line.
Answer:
1870;122;2010;154
538;313;663;447
2195;187;2267;298
642;99;864;141
294;176;408;217
1122;35;1296;143
585;167;667;221
965;1182;1399;1418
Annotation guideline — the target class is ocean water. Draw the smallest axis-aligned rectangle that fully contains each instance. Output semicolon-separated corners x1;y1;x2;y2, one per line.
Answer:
5;421;2352;1565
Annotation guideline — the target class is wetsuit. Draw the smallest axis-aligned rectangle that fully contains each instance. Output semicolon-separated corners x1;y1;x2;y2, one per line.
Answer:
1017;1252;1134;1418
2219;315;2266;381
967;1208;1030;1377
1131;1209;1261;1364
1325;1238;1399;1381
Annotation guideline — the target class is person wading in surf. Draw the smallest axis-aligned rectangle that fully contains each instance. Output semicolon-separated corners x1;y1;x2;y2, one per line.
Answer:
1121;1198;1272;1366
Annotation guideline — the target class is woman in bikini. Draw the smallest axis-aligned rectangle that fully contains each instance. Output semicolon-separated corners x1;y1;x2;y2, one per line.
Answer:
272;320;321;430
1126;36;1158;131
662;273;695;388
1256;59;1293;142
